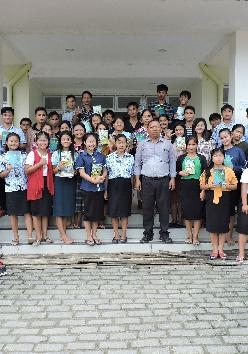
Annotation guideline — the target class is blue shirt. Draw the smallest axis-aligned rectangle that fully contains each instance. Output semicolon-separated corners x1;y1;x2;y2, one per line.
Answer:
211;121;246;147
76;150;106;192
106;152;134;179
0;125;26;154
0;151;27;192
224;146;246;176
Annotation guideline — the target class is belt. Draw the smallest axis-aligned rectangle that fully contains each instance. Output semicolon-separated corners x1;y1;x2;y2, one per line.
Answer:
143;176;168;180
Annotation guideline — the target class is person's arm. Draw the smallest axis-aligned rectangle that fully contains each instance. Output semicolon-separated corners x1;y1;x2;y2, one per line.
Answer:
168;141;176;190
241;183;248;214
0;164;12;178
134;141;143;191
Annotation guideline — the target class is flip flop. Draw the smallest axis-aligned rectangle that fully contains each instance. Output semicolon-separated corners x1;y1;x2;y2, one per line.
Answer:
184;238;192;244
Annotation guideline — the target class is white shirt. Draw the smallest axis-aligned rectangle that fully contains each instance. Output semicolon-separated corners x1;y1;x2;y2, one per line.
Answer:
26;150;48;176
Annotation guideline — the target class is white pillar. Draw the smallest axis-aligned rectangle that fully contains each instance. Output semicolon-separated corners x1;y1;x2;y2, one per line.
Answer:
229;31;248;124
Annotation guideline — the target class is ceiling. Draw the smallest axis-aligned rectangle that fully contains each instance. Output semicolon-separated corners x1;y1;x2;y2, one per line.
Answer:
1;0;248;94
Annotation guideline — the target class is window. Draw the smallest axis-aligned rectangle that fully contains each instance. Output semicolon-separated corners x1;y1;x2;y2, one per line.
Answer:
44;96;62;110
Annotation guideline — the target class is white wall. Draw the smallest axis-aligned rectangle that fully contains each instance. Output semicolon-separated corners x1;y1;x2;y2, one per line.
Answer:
201;73;218;120
188;79;202;117
29;80;43;122
12;72;29;124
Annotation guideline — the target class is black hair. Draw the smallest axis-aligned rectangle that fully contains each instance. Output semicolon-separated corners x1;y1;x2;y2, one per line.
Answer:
83;132;98;148
48;111;60;120
90;113;102;133
148;118;160;127
141;108;153;118
114;133;127;143
232;124;245;135
246;108;248;115
20;117;32;125
5;132;20;151
159;114;170;121
35;131;50;143
192;118;209;141
171;122;186;143
184;105;195;114
127;101;139;110
35;106;47;115
1;107;14;115
82;90;92;99
42;122;53;130
157;84;168;92
72;122;86;132
102;109;115;118
204;147;225;183
59;120;71;130
180;90;191;100
66;94;76;101
57;130;74;161
209;113;221;122
96;121;108;130
219;127;231;137
185;136;198;147
221;104;234;113
113;116;125;125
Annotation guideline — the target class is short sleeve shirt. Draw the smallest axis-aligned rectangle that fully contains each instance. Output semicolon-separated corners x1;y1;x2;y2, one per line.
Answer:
0;151;27;192
240;169;248;194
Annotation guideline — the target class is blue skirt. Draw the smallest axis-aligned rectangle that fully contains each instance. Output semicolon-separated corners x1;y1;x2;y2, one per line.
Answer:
53;176;76;217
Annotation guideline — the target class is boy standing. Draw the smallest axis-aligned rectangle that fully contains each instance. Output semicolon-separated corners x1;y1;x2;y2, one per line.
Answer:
175;90;191;121
124;102;142;133
62;95;77;123
184;105;196;138
32;107;47;133
149;84;175;123
208;113;221;138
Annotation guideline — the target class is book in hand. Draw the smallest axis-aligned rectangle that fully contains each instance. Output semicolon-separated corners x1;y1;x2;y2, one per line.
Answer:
49;137;58;152
93;105;102;115
59;151;74;178
184;159;195;175
154;104;166;117
98;130;109;145
5;151;21;166
175;137;186;150
91;163;103;178
213;168;225;186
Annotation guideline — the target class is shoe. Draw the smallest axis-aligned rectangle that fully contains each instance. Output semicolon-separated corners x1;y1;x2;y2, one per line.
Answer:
160;232;173;243
32;240;41;246
218;251;227;260
140;235;153;243
0;260;6;277
209;252;218;260
236;256;245;263
137;200;143;209
120;237;127;243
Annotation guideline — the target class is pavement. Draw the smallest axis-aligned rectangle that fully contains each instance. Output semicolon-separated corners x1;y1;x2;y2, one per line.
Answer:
1;253;248;354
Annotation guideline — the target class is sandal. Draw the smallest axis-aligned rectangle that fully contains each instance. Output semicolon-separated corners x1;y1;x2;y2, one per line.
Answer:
98;224;105;229
85;239;95;246
184;237;193;244
32;240;41;246
236;256;245;263
209;252;218;260
120;237;127;243
218;251;227;260
61;236;74;244
112;237;119;244
28;237;34;245
0;260;6;277
193;239;200;246
43;236;53;244
11;240;19;246
93;238;102;245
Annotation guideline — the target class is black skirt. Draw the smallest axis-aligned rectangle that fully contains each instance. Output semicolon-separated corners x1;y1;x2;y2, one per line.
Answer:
180;179;205;220
236;197;248;235
205;190;230;233
6;190;30;216
108;178;132;218
83;190;104;221
30;185;53;216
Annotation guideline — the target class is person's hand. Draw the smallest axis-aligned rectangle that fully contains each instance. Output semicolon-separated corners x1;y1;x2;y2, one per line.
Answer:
200;190;205;201
6;164;13;172
242;204;248;214
179;170;189;177
104;190;108;200
98;175;105;183
135;179;142;191
39;158;47;166
75;106;82;115
169;178;175;190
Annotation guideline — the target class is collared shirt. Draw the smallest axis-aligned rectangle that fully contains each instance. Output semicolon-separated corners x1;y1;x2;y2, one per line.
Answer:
211;121;245;147
106;151;134;179
0;151;27;192
62;110;75;123
0;125;26;154
76;149;106;192
52;150;76;178
134;136;176;178
149;100;176;121
124;119;142;134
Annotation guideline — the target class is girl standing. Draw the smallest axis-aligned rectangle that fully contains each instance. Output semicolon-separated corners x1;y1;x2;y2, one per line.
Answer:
25;131;54;246
177;137;207;244
90;113;102;134
159;114;173;140
236;167;248;262
52;131;76;243
73;123;86;228
200;148;238;259
60;120;71;133
106;134;134;243
76;133;107;245
192;118;215;163
0;133;33;245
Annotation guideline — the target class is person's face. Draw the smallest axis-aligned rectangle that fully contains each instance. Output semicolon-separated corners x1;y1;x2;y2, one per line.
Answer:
174;125;185;137
20;121;31;133
92;115;101;129
73;125;85;139
232;127;244;142
42;125;52;136
220;131;232;147
210;118;221;129
157;90;167;101
195;121;206;135
113;119;124;132
82;93;92;106
97;124;107;132
103;114;113;125
222;108;233;121
6;135;20;150
36;136;49;150
66;97;76;110
127;105;138;119
186;139;197;153
159;116;169;129
147;121;161;139
35;110;47;124
60;123;70;132
85;136;97;152
49;115;60;128
212;151;224;165
184;109;195;122
141;111;153;126
2;111;14;125
179;95;189;106
115;137;127;153
60;134;72;149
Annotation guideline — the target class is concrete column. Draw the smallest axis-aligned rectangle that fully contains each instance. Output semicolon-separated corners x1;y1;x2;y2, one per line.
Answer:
229;31;248;124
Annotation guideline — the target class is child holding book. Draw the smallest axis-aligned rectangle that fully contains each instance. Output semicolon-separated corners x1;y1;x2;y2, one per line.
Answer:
25;131;54;245
0;133;33;245
177;137;207;244
76;133;107;245
236;167;248;262
200;148;238;259
52;131;76;243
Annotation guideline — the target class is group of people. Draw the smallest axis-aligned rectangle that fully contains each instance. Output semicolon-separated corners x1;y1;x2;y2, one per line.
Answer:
0;83;248;273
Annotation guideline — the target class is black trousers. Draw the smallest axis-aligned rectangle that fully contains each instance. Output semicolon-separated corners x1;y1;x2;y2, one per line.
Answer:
142;176;170;237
